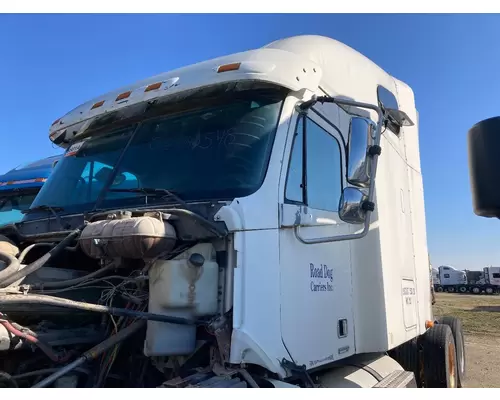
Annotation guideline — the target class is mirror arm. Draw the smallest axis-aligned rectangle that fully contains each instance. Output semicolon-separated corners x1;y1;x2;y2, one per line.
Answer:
294;96;384;245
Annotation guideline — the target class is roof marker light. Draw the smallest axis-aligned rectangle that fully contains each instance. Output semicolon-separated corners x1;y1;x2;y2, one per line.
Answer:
51;118;61;126
217;62;241;73
145;82;162;92
91;100;105;110
0;178;47;186
116;91;131;101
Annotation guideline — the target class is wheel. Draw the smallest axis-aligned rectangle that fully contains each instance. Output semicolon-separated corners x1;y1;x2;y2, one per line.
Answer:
437;316;466;387
447;287;455;293
472;287;480;294
458;286;467;293
388;337;422;387
421;324;458;388
436;286;444;292
485;287;494;294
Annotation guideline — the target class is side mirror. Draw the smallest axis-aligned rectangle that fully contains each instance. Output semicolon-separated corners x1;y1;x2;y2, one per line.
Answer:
347;117;376;188
468;116;500;218
385;108;415;127
339;187;368;224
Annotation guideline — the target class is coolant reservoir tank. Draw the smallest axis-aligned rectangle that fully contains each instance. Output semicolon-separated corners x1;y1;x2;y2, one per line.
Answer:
144;243;219;356
79;216;176;259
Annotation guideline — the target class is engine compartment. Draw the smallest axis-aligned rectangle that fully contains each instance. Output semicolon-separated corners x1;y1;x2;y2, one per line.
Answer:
0;208;247;388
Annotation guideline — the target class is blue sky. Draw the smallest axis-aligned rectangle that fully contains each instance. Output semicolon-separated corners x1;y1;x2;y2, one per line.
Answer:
1;13;499;269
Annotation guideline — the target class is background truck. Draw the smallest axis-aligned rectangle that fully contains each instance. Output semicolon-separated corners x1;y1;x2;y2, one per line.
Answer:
434;265;500;295
0;35;465;388
0;155;60;227
466;266;500;294
433;265;468;293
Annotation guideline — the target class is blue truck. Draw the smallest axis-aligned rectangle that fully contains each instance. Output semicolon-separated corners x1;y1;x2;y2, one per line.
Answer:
0;155;61;227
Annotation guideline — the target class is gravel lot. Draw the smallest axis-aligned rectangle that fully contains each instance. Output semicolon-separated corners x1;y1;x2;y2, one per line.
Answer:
433;293;500;388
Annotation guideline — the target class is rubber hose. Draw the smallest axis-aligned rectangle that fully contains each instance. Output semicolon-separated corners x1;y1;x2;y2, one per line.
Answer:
29;264;116;290
12;367;90;381
17;243;54;264
32;320;145;388
0;224;85;288
0;371;18;388
0;251;21;283
0;294;199;325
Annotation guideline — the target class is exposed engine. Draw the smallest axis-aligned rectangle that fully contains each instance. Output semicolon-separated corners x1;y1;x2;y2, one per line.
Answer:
0;210;250;388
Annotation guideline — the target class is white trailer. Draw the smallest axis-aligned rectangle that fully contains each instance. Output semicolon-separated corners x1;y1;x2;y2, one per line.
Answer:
0;35;465;388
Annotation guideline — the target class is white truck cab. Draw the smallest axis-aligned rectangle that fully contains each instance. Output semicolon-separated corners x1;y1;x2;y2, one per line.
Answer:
0;35;464;389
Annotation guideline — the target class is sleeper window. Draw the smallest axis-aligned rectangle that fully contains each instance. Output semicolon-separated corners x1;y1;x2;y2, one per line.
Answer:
285;116;343;212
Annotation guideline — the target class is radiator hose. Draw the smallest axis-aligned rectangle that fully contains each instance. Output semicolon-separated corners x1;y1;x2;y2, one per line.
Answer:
0;224;85;289
0;252;21;285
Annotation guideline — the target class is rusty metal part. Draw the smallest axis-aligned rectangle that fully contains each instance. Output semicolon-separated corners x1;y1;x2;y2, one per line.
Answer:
210;315;232;364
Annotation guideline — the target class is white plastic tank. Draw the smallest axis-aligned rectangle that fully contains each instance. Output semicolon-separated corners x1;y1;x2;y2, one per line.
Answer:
144;243;219;356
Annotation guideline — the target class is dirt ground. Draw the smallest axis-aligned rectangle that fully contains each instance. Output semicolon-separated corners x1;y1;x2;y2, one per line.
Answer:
433;293;500;388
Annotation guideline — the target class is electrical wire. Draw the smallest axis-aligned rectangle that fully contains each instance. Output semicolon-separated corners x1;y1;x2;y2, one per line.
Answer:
0;317;68;363
32;275;139;295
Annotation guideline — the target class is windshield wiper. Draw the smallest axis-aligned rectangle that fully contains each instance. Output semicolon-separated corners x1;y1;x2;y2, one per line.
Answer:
22;205;65;215
22;205;66;230
107;188;190;209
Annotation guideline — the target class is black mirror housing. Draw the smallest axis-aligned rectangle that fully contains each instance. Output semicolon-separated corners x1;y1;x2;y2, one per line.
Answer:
468;116;500;218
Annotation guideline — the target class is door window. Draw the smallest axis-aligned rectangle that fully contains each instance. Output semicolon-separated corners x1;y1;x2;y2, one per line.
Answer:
285;116;343;212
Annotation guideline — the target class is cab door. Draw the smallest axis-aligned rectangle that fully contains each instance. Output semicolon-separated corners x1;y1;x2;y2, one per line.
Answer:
278;106;355;369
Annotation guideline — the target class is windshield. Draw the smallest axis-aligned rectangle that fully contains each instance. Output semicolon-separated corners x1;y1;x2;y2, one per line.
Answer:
27;87;286;218
0;191;38;226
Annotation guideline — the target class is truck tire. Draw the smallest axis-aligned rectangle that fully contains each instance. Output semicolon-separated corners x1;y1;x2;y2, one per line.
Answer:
458;286;467;293
471;287;480;294
436;316;466;387
436;286;443;292
485;287;494;295
421;324;458;388
388;337;422;387
447;287;455;293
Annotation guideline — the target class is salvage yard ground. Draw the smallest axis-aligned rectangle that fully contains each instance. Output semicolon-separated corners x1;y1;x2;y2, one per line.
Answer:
433;293;500;388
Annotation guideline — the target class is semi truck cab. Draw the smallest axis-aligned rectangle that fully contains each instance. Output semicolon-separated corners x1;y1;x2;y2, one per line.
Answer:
0;155;60;227
0;35;465;389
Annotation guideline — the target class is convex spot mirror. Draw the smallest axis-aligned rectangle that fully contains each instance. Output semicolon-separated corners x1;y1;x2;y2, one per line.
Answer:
468;116;500;218
339;187;368;224
347;117;377;188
